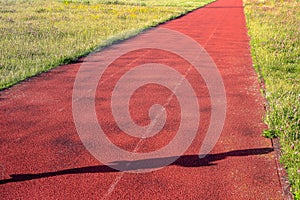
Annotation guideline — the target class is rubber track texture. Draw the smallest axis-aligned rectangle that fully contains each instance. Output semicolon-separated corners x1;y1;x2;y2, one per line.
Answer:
0;0;283;199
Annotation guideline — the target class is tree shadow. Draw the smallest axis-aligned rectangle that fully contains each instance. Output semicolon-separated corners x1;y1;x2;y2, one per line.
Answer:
0;147;273;184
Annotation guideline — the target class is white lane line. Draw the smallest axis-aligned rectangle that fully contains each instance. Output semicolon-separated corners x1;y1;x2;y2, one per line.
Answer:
100;49;152;200
101;65;192;200
101;172;125;200
100;7;228;196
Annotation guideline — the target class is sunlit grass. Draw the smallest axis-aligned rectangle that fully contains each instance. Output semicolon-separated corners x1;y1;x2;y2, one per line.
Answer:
244;0;300;198
0;0;213;89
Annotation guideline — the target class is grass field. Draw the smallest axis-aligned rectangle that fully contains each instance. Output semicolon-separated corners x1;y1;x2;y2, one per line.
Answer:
244;0;300;198
0;0;213;89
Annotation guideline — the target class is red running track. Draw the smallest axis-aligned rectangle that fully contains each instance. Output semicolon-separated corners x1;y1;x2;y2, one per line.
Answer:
0;0;284;199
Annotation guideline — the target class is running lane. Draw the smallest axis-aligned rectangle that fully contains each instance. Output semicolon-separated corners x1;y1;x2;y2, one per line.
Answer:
0;0;284;199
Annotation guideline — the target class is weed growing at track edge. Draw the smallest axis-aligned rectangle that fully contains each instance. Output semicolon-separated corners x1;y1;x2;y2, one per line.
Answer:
244;0;300;198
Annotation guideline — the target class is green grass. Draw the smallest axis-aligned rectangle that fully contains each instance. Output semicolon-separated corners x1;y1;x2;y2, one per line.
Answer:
0;0;214;89
60;0;213;7
243;0;300;198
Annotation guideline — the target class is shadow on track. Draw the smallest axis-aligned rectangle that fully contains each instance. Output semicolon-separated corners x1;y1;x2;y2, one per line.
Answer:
0;147;273;184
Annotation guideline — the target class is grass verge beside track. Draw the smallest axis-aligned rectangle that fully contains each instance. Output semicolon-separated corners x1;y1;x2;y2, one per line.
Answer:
244;0;300;198
0;0;213;89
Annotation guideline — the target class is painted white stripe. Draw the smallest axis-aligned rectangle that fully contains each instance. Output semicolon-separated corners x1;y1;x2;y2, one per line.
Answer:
100;7;227;197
